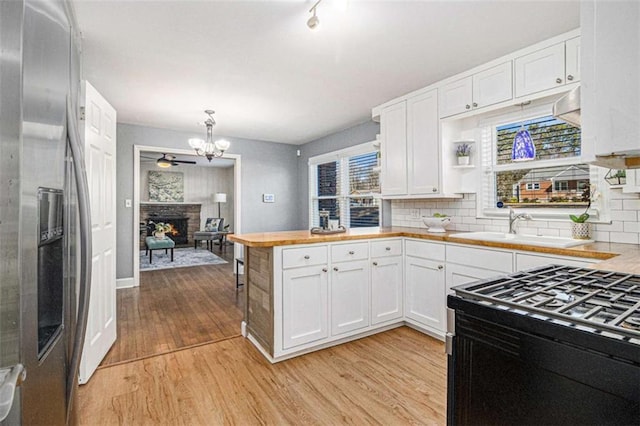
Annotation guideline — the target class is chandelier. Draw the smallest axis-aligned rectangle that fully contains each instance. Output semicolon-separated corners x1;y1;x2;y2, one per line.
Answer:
188;110;230;161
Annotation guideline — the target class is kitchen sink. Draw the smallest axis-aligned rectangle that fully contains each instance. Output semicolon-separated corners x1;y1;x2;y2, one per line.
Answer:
449;232;593;248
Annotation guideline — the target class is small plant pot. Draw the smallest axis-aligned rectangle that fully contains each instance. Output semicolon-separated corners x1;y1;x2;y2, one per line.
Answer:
457;156;470;166
153;231;166;240
571;222;591;240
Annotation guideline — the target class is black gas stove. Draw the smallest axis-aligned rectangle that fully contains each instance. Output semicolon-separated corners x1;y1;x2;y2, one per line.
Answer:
447;265;640;426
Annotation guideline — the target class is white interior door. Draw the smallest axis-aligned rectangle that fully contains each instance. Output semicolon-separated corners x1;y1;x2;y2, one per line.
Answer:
79;81;117;384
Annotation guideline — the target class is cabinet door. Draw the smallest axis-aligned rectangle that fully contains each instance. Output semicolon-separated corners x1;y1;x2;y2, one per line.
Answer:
473;62;513;109
515;43;565;97
405;256;445;331
446;263;505;296
439;76;472;118
380;101;408;195
282;266;329;349
565;37;580;83
370;256;403;324
407;89;439;195
330;260;370;336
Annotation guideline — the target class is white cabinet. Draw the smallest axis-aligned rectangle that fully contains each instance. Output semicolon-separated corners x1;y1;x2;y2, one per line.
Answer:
371;255;403;324
515;252;595;271
380;90;440;197
445;263;506;296
581;0;640;165
380;101;407;195
439;62;512;118
404;240;446;333
407;89;439;195
330;259;369;336
565;36;580;84
282;264;329;349
514;39;580;98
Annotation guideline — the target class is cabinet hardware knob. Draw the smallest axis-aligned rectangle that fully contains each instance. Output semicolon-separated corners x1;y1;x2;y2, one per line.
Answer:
432;188;438;192
322;268;327;272
385;247;391;251
556;77;562;84
465;104;471;110
304;255;310;259
373;261;378;266
438;265;444;270
472;102;478;107
333;267;339;271
348;251;355;255
567;75;574;81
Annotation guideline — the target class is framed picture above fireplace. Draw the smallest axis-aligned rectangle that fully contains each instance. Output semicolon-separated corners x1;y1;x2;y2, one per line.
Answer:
148;171;184;202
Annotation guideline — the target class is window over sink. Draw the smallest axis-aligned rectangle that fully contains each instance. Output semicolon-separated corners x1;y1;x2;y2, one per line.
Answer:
309;142;381;228
479;102;600;220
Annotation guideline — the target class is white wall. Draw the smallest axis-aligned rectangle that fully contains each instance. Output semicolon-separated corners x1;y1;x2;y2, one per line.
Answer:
140;163;235;229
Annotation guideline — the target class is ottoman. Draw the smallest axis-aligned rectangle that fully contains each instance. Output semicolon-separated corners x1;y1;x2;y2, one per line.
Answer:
145;236;175;263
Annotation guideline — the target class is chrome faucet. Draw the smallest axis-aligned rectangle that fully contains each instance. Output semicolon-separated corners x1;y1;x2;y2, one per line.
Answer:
508;207;532;234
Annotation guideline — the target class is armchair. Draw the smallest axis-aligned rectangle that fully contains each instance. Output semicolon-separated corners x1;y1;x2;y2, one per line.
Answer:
194;218;224;250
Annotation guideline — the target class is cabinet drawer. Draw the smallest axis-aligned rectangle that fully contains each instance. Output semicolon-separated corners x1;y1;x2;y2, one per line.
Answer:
282;245;328;269
446;245;512;273
405;239;445;261
331;242;369;263
370;239;403;258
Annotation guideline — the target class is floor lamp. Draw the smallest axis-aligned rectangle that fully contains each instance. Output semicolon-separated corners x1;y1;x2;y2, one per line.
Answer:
213;192;227;218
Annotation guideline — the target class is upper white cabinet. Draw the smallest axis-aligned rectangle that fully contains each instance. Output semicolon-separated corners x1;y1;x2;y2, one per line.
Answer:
514;39;581;98
580;0;640;166
380;101;408;195
407;90;439;195
565;36;581;83
440;62;512;118
381;89;440;196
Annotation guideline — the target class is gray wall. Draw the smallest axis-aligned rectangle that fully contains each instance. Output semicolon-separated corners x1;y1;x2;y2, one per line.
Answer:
116;123;299;279
296;120;381;229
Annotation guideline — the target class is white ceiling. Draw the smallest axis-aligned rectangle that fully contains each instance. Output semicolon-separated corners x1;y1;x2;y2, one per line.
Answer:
74;0;580;145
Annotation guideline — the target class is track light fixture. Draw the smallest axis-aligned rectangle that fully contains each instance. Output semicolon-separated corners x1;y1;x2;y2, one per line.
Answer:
307;0;322;30
188;110;230;161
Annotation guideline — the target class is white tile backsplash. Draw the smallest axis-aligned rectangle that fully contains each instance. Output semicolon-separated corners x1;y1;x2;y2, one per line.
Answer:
391;189;640;245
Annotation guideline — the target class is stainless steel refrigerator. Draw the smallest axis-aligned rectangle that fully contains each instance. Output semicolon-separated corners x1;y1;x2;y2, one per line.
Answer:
0;0;92;424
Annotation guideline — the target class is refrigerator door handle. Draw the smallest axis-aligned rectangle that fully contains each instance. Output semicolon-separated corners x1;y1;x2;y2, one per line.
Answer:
0;364;26;422
64;95;93;419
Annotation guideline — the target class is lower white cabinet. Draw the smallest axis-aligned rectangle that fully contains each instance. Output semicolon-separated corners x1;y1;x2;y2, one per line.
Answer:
405;256;446;332
330;259;370;336
515;252;595;271
446;263;508;296
371;255;404;324
282;265;329;349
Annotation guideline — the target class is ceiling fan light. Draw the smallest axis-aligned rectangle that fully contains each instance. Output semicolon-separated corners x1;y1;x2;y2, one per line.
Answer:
215;139;230;152
157;159;172;168
307;13;319;30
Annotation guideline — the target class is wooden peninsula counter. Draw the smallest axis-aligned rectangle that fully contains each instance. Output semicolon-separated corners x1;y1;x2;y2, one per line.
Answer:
229;227;640;362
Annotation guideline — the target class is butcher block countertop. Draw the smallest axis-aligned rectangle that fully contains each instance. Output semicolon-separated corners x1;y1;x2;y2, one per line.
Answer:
229;227;640;274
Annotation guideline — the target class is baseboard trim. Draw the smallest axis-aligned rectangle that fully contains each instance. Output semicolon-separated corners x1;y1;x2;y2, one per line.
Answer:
116;277;135;289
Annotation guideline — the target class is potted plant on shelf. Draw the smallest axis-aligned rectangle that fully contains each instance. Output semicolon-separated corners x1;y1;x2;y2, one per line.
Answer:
456;143;472;166
569;184;599;240
152;222;171;240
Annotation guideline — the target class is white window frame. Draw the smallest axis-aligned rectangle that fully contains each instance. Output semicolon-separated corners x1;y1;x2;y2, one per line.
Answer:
477;101;608;222
525;182;540;190
309;141;381;228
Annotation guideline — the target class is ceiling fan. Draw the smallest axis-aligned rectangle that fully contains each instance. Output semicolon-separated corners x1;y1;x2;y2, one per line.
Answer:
142;153;197;168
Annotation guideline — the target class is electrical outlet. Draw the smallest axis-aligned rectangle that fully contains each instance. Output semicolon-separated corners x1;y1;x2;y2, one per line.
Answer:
410;209;420;219
125;199;132;208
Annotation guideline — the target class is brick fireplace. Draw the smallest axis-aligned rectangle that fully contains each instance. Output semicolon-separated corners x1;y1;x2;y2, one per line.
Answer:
140;203;201;246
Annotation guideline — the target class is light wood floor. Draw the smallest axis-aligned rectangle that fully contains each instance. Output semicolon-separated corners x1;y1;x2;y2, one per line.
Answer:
77;326;447;425
101;246;243;366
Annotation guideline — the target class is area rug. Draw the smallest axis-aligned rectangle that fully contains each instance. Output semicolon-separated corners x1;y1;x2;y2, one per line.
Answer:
140;247;228;271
